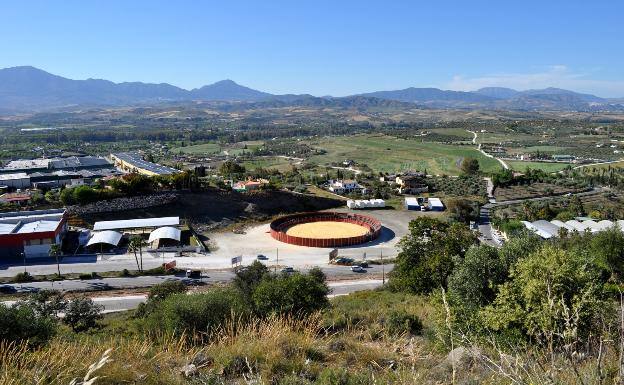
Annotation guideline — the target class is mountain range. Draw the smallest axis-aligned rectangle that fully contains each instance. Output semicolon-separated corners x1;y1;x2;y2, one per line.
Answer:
1;66;623;113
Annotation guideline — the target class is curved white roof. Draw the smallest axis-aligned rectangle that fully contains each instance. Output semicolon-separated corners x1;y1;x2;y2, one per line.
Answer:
148;226;181;243
93;217;179;231
596;220;615;231
565;220;589;232
550;220;575;231
86;231;122;247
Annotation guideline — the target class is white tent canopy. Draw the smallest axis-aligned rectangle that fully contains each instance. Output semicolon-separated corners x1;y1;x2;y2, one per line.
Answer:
86;231;123;247
148;226;181;243
93;217;179;231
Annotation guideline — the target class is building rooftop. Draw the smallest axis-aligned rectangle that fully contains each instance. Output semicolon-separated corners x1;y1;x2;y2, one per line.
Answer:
0;209;65;235
111;152;179;175
93;216;180;231
1;156;111;173
0;173;29;181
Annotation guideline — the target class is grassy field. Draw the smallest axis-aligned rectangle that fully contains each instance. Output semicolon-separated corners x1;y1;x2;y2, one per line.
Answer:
241;156;293;172
576;160;624;170
172;142;221;155
307;134;502;175
507;160;572;173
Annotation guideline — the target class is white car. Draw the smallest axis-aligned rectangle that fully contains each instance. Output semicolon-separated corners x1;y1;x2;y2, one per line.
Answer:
350;265;365;273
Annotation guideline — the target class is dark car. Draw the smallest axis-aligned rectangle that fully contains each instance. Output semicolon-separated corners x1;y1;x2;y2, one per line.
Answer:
257;254;269;260
185;270;202;279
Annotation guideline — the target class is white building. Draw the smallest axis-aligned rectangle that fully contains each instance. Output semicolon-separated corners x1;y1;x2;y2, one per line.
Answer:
0;173;31;189
328;179;365;195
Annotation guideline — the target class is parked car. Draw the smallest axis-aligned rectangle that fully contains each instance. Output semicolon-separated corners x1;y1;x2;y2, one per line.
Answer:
350;265;365;273
256;254;269;260
281;267;295;274
186;270;202;279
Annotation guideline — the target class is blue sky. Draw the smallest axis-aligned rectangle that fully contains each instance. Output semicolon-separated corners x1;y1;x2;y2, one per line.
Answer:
1;0;623;96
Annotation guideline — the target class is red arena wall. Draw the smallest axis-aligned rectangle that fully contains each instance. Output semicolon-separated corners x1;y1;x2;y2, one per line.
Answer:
270;212;382;248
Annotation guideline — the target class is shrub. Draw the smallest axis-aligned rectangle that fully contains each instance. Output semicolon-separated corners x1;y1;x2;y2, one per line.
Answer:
63;296;103;332
252;269;330;317
386;310;423;336
13;271;33;283
148;280;187;301
0;303;56;347
482;245;608;345
145;288;248;337
23;289;67;318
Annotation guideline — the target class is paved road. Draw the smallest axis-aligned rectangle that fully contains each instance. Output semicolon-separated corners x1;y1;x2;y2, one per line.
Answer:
2;279;385;313
0;264;393;294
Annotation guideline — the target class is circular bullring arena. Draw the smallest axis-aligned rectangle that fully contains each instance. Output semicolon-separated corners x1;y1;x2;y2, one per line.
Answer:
270;212;382;247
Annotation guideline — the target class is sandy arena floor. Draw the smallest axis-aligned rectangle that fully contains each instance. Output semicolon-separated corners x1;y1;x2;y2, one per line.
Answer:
285;221;369;239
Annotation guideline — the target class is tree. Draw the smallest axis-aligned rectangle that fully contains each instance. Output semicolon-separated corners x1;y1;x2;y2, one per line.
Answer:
482;246;607;345
128;236;146;272
389;218;477;294
252;270;330;316
219;161;245;177
233;261;270;306
63;296;103;332
587;227;624;281
49;243;62;277
460;157;480;175
448;245;505;309
445;198;478;223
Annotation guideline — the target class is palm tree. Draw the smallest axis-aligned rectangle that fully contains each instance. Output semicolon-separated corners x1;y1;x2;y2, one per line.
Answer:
128;236;145;272
49;243;62;277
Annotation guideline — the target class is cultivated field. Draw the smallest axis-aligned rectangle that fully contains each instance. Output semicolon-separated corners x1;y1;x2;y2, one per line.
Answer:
507;160;573;173
307;134;502;175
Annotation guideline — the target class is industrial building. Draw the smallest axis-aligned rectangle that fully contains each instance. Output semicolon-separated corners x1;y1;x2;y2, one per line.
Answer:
1;156;112;174
110;152;179;176
0;209;67;259
0;173;31;189
521;218;624;239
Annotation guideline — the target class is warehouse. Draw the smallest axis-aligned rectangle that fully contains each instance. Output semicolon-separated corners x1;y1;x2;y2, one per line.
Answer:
0;209;67;259
0;173;31;189
1;156;112;174
110;152;179;176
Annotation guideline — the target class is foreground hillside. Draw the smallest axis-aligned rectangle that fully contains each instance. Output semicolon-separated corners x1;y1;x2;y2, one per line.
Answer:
4;216;624;384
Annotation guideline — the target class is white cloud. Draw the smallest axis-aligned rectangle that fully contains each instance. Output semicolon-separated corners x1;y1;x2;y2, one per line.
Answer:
445;66;624;97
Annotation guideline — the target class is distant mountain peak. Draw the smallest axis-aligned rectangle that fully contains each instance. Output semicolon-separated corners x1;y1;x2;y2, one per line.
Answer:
0;66;621;113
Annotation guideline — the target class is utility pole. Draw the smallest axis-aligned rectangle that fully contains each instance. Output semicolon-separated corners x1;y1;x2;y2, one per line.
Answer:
381;249;385;285
22;252;26;274
275;248;279;273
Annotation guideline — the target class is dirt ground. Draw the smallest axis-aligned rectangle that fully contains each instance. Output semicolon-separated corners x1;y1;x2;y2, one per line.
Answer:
285;221;369;238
